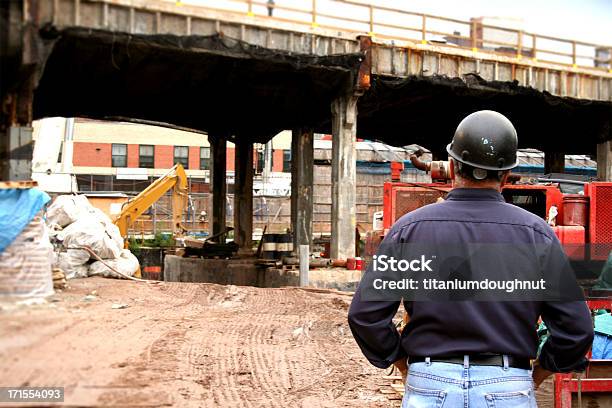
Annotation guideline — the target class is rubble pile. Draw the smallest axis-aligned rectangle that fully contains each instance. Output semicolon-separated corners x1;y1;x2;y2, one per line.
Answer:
0;216;55;298
47;195;140;279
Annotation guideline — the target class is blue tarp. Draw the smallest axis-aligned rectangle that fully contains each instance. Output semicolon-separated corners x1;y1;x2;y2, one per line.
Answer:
595;312;612;336
0;188;51;253
593;334;612;359
354;160;597;176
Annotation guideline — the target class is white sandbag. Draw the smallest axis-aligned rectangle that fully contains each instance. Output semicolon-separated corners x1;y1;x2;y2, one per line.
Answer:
56;249;90;279
89;249;139;278
0;217;54;298
58;217;122;259
89;207;124;250
47;194;125;266
46;195;92;227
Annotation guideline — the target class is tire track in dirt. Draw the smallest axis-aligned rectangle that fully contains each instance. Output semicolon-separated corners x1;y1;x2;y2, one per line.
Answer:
259;291;303;405
184;286;253;408
246;288;327;406
213;288;254;407
260;288;304;404
239;288;284;406
214;318;245;407
2;279;390;407
246;317;284;406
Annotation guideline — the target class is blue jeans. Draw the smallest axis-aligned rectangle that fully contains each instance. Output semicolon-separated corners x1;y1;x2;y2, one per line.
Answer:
402;360;537;408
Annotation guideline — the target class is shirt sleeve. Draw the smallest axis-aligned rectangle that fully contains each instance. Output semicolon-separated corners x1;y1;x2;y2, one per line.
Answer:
538;236;594;372
348;287;405;368
348;229;406;369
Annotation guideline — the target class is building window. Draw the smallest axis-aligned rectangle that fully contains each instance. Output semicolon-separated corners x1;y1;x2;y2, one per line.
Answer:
200;147;210;170
174;146;189;168
255;146;273;174
139;145;154;168
111;143;127;167
283;150;291;172
256;149;264;174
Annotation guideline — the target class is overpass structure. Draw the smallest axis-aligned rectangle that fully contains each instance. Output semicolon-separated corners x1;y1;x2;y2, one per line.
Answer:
2;0;612;259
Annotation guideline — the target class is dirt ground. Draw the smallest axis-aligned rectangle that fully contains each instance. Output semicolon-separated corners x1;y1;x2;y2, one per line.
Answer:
0;278;390;407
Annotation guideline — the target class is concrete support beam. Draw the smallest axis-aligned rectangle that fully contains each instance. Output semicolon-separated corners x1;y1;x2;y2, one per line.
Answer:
544;151;565;174
330;95;359;260
209;135;227;242
291;128;314;249
597;141;612;181
233;140;254;253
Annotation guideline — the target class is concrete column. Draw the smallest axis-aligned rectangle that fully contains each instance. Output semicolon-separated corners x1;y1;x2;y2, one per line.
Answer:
544;151;565;174
210;135;227;242
291;128;314;250
233;139;254;253
597;141;612;181
262;140;273;191
1;125;33;181
330;95;358;260
60;118;75;174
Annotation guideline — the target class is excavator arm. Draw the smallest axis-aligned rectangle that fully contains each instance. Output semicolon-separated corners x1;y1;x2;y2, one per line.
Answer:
114;164;189;239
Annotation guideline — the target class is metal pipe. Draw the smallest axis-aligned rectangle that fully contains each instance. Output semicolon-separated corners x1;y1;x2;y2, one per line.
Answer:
537;178;587;185
299;244;309;287
409;152;431;172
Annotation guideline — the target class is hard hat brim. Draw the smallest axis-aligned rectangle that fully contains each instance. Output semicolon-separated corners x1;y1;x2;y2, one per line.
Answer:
446;143;518;171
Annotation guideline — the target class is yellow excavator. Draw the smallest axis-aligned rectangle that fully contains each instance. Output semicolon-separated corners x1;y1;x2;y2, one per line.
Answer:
114;164;189;242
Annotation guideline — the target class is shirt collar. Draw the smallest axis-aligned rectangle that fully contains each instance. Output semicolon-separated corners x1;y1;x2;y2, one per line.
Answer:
446;188;505;202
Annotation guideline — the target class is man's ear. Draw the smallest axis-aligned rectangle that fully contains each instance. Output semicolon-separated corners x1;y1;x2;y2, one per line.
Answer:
448;158;456;181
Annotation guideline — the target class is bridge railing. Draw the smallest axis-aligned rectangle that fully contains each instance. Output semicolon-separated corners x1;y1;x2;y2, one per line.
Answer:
181;0;612;70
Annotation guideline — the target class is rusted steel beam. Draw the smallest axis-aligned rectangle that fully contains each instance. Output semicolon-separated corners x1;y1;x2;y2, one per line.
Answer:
357;35;372;90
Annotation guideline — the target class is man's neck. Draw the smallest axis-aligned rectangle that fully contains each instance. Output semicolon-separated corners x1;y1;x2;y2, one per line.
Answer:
453;179;502;191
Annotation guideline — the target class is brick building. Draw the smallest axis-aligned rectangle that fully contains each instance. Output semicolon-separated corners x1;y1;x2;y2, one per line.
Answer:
37;118;292;193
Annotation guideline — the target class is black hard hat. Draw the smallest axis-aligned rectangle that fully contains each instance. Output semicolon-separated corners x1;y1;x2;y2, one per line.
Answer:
446;110;518;171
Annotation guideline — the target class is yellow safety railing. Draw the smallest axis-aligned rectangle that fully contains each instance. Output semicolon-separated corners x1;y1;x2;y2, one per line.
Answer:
186;0;612;71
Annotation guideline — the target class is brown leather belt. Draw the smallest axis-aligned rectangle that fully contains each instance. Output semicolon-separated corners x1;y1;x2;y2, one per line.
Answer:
408;355;531;370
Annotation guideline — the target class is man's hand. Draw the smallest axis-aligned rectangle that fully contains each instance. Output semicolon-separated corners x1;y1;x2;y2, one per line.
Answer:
532;361;553;389
394;358;408;383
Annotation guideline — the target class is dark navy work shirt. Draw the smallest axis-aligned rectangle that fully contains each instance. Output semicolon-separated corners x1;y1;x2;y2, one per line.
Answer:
348;188;594;372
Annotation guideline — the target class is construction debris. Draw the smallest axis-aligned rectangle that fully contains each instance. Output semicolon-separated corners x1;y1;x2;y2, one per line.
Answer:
111;303;129;309
56;249;90;279
47;194;138;280
89;249;140;278
52;268;67;289
47;195;92;227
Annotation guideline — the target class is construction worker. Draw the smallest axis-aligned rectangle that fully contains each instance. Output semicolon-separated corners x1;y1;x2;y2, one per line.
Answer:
348;110;594;407
267;0;275;16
